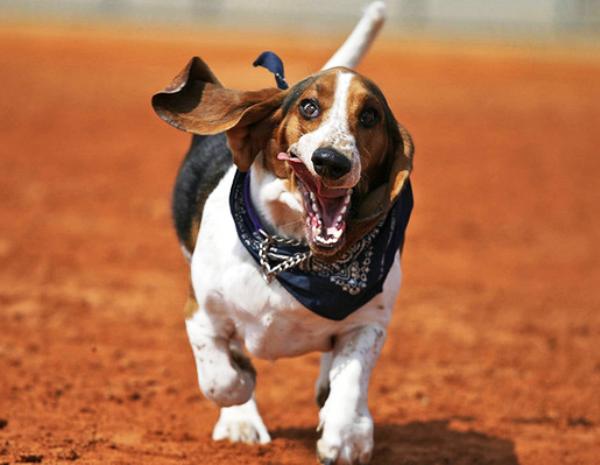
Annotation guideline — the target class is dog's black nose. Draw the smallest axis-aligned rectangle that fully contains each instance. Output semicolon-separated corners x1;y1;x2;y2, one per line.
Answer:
311;148;352;180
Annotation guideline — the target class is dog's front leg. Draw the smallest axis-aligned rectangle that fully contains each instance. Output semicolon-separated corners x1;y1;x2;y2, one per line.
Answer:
185;318;255;408
317;325;386;465
211;340;271;444
186;314;270;444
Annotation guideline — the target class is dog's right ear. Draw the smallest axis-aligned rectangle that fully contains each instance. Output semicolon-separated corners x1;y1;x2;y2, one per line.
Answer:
152;57;285;171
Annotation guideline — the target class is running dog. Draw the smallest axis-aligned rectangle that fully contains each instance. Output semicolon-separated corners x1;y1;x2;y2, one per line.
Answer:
152;2;414;464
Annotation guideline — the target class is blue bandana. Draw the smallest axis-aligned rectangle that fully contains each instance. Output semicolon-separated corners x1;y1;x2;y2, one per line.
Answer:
229;170;413;321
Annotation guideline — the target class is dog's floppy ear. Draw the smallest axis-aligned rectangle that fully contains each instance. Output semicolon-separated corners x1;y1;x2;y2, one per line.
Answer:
388;123;414;202
356;122;413;220
152;57;285;171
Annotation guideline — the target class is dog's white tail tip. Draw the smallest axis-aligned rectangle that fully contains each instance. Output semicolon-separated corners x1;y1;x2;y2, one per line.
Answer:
322;1;387;71
366;1;387;23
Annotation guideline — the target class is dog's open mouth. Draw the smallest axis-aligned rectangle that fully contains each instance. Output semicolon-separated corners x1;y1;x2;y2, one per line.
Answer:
278;152;352;252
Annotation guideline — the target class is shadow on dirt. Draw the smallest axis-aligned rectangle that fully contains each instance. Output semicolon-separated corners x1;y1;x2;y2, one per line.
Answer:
274;419;520;465
374;420;520;465
272;425;318;448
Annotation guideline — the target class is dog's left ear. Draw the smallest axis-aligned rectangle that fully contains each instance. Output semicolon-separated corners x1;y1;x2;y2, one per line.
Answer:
387;123;414;202
152;57;286;171
356;123;413;220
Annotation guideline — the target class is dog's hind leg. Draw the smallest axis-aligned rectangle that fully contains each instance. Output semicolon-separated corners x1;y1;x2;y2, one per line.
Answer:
315;351;333;408
212;341;271;444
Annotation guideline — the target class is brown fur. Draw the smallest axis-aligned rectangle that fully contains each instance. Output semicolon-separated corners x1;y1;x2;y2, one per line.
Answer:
185;217;201;257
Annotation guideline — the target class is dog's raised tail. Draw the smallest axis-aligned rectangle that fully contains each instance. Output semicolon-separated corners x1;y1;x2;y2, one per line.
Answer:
321;1;386;70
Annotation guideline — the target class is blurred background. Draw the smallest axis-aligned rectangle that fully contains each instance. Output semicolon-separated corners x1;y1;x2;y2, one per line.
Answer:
2;0;600;35
1;2;599;465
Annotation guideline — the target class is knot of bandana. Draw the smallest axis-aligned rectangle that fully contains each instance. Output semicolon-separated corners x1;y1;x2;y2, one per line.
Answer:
253;51;289;90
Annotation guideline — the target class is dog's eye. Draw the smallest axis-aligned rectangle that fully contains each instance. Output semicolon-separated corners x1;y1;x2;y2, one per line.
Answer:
359;107;379;128
299;99;320;120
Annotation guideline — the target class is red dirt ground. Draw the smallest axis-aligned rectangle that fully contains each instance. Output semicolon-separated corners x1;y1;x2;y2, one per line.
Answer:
1;23;599;465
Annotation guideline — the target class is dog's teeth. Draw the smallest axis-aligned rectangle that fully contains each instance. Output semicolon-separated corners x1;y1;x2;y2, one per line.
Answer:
340;205;347;215
310;192;316;201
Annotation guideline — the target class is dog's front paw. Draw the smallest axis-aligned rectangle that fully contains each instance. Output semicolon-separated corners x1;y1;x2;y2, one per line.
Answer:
199;363;255;407
212;401;271;445
317;407;373;465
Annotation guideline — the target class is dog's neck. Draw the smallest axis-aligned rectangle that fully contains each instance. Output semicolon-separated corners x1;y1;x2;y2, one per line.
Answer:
249;154;306;242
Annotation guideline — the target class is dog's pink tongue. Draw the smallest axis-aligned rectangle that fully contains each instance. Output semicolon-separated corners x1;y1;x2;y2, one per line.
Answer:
277;152;302;163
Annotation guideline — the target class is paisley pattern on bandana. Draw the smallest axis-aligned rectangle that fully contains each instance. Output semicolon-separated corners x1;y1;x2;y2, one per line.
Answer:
229;170;413;321
303;225;380;295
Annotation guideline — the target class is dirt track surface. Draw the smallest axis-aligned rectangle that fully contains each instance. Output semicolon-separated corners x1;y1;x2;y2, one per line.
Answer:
1;24;599;465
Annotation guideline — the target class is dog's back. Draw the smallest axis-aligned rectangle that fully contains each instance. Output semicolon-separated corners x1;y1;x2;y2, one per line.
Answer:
172;134;233;256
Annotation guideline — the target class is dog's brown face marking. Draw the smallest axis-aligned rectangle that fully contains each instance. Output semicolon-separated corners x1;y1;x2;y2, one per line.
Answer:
281;73;337;138
346;75;391;189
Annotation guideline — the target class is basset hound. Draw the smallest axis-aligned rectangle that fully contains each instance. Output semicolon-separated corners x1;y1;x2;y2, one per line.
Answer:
152;2;414;464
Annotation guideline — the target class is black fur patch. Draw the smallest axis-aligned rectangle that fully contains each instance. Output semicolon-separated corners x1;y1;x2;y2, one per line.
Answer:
172;134;233;253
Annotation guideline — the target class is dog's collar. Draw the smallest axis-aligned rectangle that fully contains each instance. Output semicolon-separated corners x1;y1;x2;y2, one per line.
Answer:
229;170;413;321
242;177;312;282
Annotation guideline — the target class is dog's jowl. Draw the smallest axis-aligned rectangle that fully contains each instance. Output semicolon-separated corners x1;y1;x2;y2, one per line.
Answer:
152;2;414;464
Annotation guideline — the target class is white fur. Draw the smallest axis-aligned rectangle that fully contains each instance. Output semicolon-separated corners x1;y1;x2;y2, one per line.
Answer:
290;72;361;189
322;1;387;70
250;156;305;240
186;164;402;463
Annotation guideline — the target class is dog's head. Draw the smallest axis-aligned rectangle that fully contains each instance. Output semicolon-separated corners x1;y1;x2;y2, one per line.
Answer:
153;57;413;258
